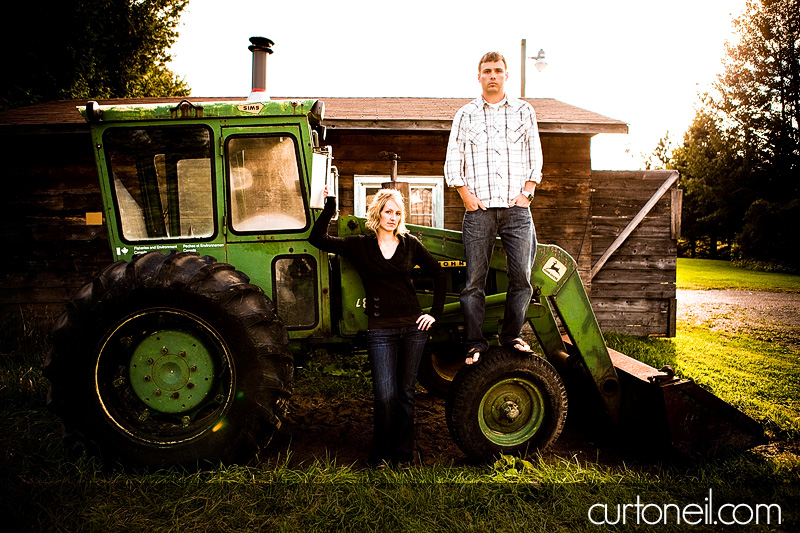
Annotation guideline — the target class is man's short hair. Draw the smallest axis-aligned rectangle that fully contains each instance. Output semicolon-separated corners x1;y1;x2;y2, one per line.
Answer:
478;52;507;71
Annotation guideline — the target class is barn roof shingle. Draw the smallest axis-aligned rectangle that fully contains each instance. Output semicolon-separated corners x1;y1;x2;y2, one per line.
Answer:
0;96;628;135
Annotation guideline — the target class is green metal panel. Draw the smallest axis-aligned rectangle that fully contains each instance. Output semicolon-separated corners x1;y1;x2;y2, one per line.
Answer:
336;216;369;336
531;244;621;422
80;99;321;123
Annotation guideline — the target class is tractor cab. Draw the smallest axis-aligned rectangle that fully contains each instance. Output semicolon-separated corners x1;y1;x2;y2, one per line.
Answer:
81;97;344;344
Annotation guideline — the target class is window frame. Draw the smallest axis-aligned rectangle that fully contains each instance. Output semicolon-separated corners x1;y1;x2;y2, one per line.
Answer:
353;175;444;228
223;129;310;236
103;124;217;244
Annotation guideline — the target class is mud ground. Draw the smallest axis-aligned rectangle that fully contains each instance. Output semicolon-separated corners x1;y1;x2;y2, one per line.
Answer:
267;289;800;468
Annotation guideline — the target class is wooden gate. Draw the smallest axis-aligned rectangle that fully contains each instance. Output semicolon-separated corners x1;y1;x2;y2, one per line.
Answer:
590;170;682;337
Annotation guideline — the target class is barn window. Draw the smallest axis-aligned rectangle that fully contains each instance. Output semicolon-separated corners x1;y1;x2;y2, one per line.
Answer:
354;176;444;228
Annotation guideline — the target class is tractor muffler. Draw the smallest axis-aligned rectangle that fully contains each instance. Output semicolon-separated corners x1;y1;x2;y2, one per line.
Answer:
248;36;274;101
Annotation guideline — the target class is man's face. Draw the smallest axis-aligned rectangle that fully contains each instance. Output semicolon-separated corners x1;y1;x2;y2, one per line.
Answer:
478;60;507;102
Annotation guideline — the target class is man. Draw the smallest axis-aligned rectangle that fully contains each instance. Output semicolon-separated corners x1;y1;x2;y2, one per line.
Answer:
444;51;543;365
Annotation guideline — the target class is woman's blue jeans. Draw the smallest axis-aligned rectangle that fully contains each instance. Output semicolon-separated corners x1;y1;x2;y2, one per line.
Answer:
366;324;428;465
461;206;536;352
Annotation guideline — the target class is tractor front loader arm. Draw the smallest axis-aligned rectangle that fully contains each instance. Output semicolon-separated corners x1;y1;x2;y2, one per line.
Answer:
412;227;621;422
527;244;621;422
388;224;765;455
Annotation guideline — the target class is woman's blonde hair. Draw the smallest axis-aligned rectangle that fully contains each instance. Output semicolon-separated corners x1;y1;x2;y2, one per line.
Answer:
365;188;408;235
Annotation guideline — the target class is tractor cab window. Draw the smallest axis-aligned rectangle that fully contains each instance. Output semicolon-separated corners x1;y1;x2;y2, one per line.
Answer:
227;136;306;232
104;126;215;241
273;255;317;328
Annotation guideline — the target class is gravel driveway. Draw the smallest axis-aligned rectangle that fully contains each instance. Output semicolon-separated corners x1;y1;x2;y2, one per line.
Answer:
677;289;800;348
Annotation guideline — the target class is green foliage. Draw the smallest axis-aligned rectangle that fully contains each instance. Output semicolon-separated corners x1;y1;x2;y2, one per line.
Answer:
712;0;800;200
641;131;674;170
1;0;189;111
736;198;800;270
294;349;373;398
652;0;799;269
669;108;755;259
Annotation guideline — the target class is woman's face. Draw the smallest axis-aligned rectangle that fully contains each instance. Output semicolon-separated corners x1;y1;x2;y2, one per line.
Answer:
379;198;402;234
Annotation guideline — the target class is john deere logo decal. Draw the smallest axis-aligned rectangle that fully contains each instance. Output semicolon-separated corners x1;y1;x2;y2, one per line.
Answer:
543;257;566;282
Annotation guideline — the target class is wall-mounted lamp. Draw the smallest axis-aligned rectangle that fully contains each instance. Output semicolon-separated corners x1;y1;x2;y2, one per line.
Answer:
533;49;547;72
521;39;547;98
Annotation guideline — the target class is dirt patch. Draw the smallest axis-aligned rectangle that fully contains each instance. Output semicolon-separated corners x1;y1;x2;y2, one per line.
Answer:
677;289;800;349
268;389;612;469
268;391;462;468
267;289;800;468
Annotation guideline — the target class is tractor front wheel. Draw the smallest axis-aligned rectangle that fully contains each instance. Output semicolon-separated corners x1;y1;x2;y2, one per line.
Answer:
446;347;567;462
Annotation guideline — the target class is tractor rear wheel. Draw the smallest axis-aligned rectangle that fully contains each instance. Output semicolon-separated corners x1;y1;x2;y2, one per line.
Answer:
417;343;464;398
44;251;292;468
445;347;567;462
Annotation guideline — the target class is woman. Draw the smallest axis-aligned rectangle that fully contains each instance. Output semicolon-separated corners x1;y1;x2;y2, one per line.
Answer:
310;188;446;467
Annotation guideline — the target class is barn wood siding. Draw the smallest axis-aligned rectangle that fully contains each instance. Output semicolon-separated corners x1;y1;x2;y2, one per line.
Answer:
590;170;679;337
1;131;110;321
326;130;595;282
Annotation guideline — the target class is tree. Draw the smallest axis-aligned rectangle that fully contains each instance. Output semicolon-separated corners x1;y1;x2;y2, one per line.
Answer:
1;0;189;111
667;107;755;258
711;0;800;201
651;0;800;269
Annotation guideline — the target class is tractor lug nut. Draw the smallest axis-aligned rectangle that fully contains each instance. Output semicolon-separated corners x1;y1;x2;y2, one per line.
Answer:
502;401;520;421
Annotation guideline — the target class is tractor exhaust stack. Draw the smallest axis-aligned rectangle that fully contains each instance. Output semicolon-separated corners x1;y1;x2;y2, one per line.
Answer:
248;36;274;101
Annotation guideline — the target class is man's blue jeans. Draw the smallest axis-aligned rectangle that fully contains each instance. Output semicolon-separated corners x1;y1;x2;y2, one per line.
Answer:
461;206;536;352
366;324;428;465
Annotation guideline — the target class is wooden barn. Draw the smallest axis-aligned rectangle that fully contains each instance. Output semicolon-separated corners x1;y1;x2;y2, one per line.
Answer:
0;96;680;336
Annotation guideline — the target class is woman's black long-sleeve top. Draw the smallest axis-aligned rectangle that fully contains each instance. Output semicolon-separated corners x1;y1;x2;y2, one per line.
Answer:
309;197;446;328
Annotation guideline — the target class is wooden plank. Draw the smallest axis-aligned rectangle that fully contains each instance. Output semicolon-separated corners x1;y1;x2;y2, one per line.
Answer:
592;223;672;239
590;239;677;256
591;201;672;217
591;285;675;299
592;269;676;284
592;297;670;313
671;188;683;239
590;171;678;279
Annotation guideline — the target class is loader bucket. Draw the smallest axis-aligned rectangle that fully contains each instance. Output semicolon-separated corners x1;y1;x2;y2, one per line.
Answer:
604;346;766;455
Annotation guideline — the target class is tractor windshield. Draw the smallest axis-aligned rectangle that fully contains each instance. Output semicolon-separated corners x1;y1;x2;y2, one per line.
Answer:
104;126;215;241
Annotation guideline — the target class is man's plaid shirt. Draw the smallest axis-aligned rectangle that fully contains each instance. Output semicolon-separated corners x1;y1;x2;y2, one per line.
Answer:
444;96;543;208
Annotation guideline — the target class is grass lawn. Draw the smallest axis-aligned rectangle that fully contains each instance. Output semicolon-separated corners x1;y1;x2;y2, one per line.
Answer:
677;258;800;292
1;258;799;531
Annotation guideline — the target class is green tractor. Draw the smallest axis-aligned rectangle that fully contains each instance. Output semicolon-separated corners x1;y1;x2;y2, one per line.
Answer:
44;38;764;468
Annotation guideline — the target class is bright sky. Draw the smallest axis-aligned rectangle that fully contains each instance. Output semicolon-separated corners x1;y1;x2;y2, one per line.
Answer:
169;0;748;170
